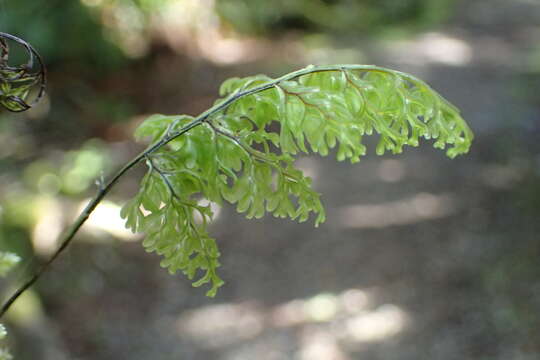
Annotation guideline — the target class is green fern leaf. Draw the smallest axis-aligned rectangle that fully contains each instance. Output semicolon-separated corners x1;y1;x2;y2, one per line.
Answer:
122;64;473;296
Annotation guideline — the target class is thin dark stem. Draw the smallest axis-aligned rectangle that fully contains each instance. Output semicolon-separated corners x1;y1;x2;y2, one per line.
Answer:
145;155;180;200
0;119;202;318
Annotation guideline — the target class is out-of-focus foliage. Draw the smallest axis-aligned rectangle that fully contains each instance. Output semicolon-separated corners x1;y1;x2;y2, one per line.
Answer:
0;326;12;360
0;252;20;277
216;0;455;35
0;140;111;256
1;0;457;69
0;138;111;357
0;252;19;360
17;140;110;197
100;0;170;11
0;1;125;68
77;0;164;58
58;140;111;195
0;348;12;360
123;65;472;296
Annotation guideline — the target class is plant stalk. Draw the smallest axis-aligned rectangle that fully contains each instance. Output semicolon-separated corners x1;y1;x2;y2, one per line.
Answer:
0;119;203;318
0;64;472;318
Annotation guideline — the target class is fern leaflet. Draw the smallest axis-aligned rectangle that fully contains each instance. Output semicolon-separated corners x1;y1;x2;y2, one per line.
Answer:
121;64;473;296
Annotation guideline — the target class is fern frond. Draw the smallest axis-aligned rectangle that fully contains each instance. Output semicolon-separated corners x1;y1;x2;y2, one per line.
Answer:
122;64;473;296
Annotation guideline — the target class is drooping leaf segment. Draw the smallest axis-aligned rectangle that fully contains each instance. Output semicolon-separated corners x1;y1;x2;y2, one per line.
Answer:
121;64;473;296
0;65;473;317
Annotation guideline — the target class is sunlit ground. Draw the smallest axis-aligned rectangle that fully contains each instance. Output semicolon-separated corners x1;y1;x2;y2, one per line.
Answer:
176;289;408;360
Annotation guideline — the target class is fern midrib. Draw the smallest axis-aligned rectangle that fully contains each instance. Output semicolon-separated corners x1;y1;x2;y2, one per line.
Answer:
177;64;472;147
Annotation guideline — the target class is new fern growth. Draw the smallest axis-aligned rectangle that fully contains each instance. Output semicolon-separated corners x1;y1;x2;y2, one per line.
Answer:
120;65;473;297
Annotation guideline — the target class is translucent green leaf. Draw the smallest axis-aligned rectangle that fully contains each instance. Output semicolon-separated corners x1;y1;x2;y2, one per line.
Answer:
124;64;473;297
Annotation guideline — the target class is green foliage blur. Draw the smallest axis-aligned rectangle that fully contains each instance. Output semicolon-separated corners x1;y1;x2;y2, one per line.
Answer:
0;252;19;359
0;1;124;68
216;0;455;35
0;0;457;67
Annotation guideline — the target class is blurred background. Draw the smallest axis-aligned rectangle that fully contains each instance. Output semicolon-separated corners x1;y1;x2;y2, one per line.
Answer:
0;0;539;359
